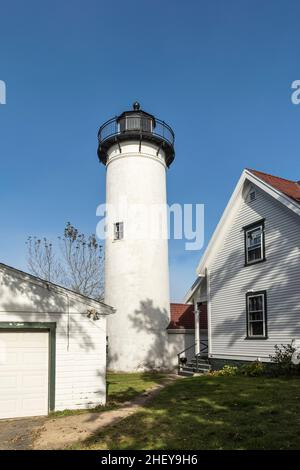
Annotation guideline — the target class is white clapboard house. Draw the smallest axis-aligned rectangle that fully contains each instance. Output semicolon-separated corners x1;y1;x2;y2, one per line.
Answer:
183;169;300;371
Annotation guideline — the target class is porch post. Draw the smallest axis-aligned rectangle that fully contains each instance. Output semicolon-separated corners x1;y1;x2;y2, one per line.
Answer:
194;300;200;355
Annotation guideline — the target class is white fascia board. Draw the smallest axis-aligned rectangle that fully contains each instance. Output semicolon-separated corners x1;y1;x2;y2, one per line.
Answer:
196;170;247;276
183;275;205;303
244;170;300;217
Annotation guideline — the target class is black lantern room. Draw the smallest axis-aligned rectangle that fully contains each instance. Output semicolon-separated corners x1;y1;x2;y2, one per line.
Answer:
97;102;175;167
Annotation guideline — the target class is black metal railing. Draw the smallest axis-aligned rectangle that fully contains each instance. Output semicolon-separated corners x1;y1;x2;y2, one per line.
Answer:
177;340;208;374
195;340;209;371
200;339;208;354
98;116;175;148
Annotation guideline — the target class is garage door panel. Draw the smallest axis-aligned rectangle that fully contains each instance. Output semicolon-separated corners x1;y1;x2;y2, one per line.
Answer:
22;351;48;366
0;399;18;417
0;353;46;368
0;351;18;366
22;373;48;388
0;331;49;419
22;397;47;413
22;334;48;346
0;373;17;388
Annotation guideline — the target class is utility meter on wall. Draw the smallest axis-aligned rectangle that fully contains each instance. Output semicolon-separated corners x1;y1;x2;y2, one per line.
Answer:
292;340;300;365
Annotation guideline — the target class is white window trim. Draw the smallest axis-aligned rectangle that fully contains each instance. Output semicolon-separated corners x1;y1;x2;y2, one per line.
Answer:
244;221;265;265
247;292;267;338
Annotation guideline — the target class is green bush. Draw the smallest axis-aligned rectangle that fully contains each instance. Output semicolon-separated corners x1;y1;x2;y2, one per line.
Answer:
240;360;266;377
214;365;239;376
269;343;300;376
211;361;267;377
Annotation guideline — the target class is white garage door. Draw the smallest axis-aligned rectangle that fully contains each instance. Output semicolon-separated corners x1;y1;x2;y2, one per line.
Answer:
0;331;49;419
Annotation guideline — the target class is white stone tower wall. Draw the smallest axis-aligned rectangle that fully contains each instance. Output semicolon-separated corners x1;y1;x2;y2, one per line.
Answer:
104;141;171;371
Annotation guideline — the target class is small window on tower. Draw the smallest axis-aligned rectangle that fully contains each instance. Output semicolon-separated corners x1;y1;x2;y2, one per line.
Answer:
114;222;124;240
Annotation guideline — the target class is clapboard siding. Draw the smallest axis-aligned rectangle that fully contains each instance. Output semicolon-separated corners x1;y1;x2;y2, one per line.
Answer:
210;185;300;360
0;265;108;411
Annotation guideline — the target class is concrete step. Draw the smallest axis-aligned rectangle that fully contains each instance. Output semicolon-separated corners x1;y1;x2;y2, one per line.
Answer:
187;362;211;370
180;364;211;373
178;370;194;377
190;358;210;364
194;370;211;376
182;365;196;372
178;355;212;376
179;368;210;377
189;359;210;364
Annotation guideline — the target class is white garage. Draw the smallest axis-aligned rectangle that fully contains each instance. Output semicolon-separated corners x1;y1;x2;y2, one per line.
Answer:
0;263;114;420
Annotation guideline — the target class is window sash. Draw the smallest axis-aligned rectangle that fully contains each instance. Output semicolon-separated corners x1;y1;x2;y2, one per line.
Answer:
249;321;264;337
247;293;266;337
249;311;263;321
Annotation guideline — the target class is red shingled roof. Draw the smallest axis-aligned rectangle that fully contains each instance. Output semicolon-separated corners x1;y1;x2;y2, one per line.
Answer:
248;169;300;204
168;303;207;330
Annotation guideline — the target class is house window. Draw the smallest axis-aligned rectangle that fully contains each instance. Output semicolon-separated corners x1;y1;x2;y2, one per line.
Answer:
114;222;124;240
244;220;265;265
249;190;256;202
246;291;267;338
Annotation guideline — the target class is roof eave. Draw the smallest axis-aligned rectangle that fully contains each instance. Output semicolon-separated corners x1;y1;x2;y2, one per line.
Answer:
0;262;115;315
183;274;205;303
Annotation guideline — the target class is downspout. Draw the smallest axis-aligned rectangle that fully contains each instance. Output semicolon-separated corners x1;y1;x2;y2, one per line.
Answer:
206;267;212;357
194;298;200;355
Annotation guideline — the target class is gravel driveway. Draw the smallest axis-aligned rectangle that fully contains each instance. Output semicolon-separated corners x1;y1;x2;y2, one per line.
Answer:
0;416;46;450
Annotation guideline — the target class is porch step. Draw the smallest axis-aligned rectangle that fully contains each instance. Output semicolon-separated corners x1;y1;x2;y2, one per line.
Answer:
181;365;196;372
178;355;212;377
190;358;210;364
178;370;195;377
188;361;211;369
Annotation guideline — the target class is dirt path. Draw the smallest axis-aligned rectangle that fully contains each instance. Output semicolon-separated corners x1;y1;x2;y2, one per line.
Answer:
33;375;178;450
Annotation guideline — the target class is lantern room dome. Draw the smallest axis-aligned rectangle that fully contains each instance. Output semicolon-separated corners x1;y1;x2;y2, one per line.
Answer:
97;102;175;167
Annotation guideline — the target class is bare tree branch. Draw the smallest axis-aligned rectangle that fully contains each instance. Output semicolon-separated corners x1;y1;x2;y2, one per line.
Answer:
26;223;104;300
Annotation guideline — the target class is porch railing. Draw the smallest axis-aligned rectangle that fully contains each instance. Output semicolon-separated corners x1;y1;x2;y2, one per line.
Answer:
177;340;208;373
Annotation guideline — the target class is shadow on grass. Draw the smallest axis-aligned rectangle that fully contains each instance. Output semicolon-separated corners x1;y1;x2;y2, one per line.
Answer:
106;371;168;405
77;375;300;450
51;372;168;419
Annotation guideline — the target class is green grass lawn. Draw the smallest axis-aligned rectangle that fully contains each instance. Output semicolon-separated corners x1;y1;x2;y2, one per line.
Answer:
106;371;167;406
51;371;167;417
76;375;300;450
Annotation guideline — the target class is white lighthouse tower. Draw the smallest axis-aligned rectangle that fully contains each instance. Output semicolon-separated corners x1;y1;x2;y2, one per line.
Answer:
97;102;175;371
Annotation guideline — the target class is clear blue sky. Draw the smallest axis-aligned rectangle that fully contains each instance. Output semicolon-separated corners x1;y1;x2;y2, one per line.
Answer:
0;0;299;301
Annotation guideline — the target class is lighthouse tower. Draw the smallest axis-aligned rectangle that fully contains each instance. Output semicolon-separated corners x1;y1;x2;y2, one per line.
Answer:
97;102;175;371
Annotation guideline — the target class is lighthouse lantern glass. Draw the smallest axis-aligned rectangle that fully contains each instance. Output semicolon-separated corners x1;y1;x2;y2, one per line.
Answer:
119;115;153;133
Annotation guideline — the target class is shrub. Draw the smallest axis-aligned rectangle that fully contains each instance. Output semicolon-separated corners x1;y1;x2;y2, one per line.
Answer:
269;343;300;376
213;365;239;376
240;360;266;377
